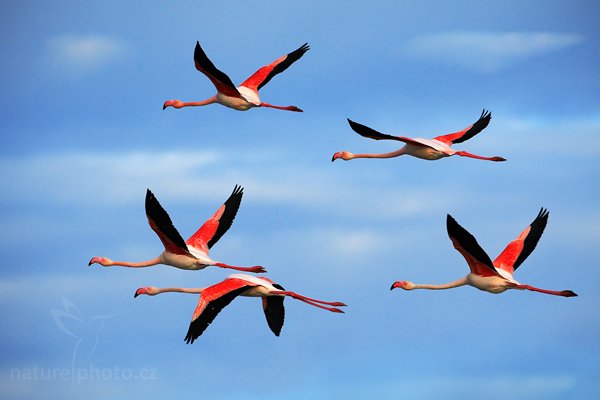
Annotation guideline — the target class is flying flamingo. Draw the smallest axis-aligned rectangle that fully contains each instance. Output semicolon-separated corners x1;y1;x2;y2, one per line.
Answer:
332;109;506;162
89;185;265;274
391;209;577;297
134;273;346;343
163;41;309;112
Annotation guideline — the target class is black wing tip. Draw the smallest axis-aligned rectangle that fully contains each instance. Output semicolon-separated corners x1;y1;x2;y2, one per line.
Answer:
193;41;206;61
184;332;195;344
480;109;492;120
145;188;156;207
446;213;458;226
231;184;244;197
297;42;310;53
346;118;366;133
537;207;549;220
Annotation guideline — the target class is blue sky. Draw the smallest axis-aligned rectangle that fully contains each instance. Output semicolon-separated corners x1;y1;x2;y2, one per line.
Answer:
1;1;599;398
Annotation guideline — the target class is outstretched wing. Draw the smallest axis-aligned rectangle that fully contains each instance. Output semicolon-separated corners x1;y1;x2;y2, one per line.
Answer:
145;189;190;256
493;208;549;274
186;185;244;253
262;283;285;336
184;278;253;344
240;43;309;92
434;109;492;145
194;41;242;98
446;214;499;277
346;119;426;146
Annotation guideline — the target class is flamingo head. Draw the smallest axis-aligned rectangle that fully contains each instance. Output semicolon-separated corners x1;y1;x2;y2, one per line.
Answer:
491;156;507;162
88;257;113;267
134;287;159;298
331;151;353;162
162;100;182;110
390;281;415;291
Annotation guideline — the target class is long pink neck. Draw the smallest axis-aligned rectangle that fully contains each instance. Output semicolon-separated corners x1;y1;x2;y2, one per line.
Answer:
412;277;468;290
111;257;161;268
178;96;218;108
155;287;205;295
351;148;407;159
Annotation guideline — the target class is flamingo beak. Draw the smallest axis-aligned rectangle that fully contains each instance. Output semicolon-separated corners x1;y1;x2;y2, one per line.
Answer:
331;153;339;162
390;282;400;291
134;289;143;298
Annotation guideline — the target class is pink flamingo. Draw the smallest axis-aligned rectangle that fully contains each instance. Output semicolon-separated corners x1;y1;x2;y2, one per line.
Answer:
391;209;577;297
89;186;265;273
163;41;309;112
332;109;506;162
134;273;346;343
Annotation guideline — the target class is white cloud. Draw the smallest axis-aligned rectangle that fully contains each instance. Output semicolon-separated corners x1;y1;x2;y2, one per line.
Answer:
404;31;583;72
0;149;455;219
47;34;128;75
0;150;223;206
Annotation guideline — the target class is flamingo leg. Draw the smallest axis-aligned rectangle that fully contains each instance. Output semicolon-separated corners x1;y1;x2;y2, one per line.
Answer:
259;102;303;112
282;296;345;313
214;262;266;273
271;290;346;309
454;151;506;162
510;284;577;297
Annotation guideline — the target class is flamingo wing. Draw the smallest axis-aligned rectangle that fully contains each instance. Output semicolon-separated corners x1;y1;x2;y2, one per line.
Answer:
434;109;492;145
184;277;253;344
446;214;500;277
493;208;549;274
145;189;190;256
186;185;244;253
346;119;426;146
262;283;286;336
193;41;242;98
240;43;309;92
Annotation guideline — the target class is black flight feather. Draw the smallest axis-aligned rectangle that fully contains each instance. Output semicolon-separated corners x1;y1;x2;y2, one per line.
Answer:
451;109;492;144
207;185;244;249
145;189;188;251
257;43;310;91
446;214;497;273
513;208;549;271
184;285;251;344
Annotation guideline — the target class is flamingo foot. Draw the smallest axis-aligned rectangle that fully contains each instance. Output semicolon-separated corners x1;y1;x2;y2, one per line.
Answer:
247;266;267;273
491;156;507;162
560;290;578;297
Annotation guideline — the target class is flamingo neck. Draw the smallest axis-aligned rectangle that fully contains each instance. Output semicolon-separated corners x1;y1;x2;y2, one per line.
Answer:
180;96;218;107
111;257;161;268
156;287;205;295
350;148;407;159
412;277;468;290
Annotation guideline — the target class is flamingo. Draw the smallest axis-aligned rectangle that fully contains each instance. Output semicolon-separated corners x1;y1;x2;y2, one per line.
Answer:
332;109;506;162
163;41;309;112
134;273;346;343
89;185;265;273
391;209;577;297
